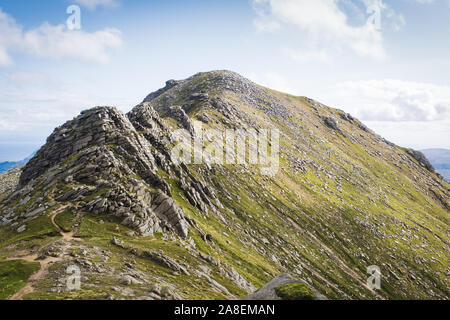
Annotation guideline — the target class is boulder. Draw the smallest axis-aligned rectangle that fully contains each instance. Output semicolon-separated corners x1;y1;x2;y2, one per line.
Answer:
324;117;338;130
244;274;325;300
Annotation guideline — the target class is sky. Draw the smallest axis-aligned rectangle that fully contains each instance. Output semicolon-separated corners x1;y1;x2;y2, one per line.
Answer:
0;0;449;161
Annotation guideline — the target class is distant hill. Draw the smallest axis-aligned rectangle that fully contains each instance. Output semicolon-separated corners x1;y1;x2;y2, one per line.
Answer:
421;149;450;182
0;152;36;173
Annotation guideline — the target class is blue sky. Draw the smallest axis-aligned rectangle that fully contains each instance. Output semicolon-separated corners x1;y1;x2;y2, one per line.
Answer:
0;0;449;161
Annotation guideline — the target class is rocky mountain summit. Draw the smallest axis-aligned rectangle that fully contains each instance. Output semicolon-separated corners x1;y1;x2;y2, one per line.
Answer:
0;70;448;300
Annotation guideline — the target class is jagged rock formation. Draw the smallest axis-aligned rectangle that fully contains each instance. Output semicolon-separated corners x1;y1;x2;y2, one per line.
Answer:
0;70;448;300
10;107;189;238
406;149;435;173
244;274;323;300
143;79;183;103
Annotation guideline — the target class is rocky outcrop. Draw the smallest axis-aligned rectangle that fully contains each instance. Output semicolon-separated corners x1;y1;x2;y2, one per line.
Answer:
406;148;435;173
144;249;190;275
143;79;183;102
166;106;195;135
20;107;160;187
244;274;324;300
5;101;221;239
12;106;190;238
1;70;448;301
324;117;339;130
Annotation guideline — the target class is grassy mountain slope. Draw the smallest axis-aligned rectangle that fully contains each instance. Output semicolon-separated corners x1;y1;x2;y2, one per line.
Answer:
0;71;448;300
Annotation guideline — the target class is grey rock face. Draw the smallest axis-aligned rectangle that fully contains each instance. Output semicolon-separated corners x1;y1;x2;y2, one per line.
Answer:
20;106;155;187
340;112;354;122
120;275;143;285
144;250;190;275
143;79;183;102
167;106;195;135
244;273;324;300
152;191;188;238
406;149;435;173
24;206;46;218
143;70;291;127
15;106;192;238
9;98;221;240
219;263;256;293
324;117;339;130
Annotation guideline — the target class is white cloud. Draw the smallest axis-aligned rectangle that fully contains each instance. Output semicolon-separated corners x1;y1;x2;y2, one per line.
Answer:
0;47;14;66
23;23;122;63
253;0;388;60
0;119;18;131
333;79;450;121
0;74;135;147
0;9;22;66
6;72;47;87
73;0;119;10
365;120;450;149
283;48;330;63
253;0;409;61
0;9;122;66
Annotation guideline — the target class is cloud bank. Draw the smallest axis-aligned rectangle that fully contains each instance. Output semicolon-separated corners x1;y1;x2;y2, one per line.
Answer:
334;79;450;122
252;0;391;60
0;9;122;66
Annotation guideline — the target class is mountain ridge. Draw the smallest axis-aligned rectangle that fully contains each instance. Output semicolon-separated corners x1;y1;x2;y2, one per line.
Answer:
421;149;450;182
0;70;448;300
0;152;36;174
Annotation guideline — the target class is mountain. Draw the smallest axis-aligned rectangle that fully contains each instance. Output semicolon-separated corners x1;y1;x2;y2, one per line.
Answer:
0;152;36;174
0;71;448;300
421;149;450;182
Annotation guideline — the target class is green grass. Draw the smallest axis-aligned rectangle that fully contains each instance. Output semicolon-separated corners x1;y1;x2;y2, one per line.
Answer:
274;283;315;300
0;260;40;299
0;72;448;300
54;208;77;232
0;214;60;249
76;212;132;239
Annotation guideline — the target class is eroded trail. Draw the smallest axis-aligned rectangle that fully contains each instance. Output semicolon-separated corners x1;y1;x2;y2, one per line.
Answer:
8;204;80;300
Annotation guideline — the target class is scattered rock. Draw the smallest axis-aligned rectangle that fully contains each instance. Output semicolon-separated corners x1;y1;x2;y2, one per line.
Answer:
203;234;213;242
120;275;143;285
324;117;338;130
